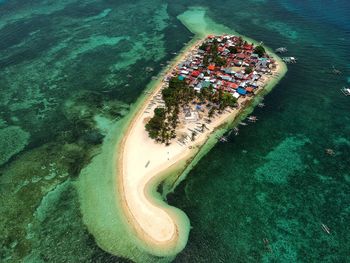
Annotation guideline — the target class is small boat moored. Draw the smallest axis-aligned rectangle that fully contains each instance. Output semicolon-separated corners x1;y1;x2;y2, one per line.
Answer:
219;136;228;142
325;148;335;156
341;87;350;96
321;223;331;234
282;57;297;63
275;47;288;54
248;116;258;122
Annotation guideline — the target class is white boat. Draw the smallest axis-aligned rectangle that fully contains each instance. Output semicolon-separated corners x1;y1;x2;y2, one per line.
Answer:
248;116;258;122
341;87;350;96
321;224;331;234
275;47;288;54
219;136;228;142
282;57;297;63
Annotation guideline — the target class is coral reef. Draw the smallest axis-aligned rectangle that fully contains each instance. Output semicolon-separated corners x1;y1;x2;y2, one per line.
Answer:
0;126;30;166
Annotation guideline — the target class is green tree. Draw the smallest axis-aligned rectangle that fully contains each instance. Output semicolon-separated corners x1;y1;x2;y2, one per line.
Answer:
228;46;237;54
208;107;215;120
254;45;266;57
199;43;208;51
145;107;166;140
245;67;253;74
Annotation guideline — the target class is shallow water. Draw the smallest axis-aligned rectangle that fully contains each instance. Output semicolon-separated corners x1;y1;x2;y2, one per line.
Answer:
0;0;349;262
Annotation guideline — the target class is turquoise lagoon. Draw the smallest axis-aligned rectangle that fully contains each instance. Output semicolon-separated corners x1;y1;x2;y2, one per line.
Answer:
0;0;349;262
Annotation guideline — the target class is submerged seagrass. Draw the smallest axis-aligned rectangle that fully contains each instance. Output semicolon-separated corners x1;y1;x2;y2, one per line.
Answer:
2;1;349;262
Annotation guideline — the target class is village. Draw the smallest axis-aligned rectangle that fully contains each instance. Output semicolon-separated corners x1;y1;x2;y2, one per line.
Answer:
144;35;281;146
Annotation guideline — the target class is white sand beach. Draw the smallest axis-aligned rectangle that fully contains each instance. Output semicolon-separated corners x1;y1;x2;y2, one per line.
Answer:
117;37;287;254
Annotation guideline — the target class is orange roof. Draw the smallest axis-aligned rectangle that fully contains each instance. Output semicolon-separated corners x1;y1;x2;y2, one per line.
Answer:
208;64;215;71
246;87;254;92
229;83;239;89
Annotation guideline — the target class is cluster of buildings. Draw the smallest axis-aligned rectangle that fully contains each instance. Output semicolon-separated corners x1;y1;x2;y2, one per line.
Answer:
167;35;277;99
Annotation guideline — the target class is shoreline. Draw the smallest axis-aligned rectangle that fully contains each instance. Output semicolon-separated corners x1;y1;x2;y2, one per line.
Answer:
116;37;203;255
77;7;288;262
117;12;288;257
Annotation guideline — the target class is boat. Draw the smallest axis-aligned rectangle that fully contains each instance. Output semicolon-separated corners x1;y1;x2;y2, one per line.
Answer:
282;57;297;63
263;238;269;245
145;160;150;168
240;122;248;126
258;102;265;108
275;47;288;54
332;65;342;75
341;87;350;96
248;116;258;122
325;148;335;156
321;223;331;234
233;127;239;136
219;136;228;142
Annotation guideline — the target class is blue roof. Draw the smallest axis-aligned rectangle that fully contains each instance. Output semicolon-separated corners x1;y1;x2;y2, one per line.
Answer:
201;81;210;88
237;88;247;95
178;75;185;81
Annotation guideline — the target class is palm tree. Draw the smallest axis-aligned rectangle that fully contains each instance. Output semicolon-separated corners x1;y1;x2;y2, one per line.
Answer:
191;131;196;141
208;107;215;120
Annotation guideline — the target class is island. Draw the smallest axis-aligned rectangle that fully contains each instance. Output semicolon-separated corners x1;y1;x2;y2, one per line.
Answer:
77;7;287;263
120;34;284;253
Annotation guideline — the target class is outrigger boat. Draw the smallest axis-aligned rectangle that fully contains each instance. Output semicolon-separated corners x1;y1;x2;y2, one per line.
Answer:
332;65;342;75
321;224;331;234
341;87;350;96
219;136;228;142
258;102;266;108
263;238;272;252
275;47;288;54
248;116;258;122
240;122;248;126
325;148;335;156
282;57;297;63
233;127;239;136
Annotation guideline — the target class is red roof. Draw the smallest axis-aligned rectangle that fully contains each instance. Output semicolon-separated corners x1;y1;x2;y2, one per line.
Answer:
236;53;246;59
246;87;254;93
191;70;200;77
244;44;254;50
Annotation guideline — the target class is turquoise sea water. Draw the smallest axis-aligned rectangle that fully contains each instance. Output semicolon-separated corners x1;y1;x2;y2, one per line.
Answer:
0;0;349;262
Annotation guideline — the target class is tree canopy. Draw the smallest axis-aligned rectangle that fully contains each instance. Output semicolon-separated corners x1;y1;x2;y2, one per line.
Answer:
254;45;266;57
228;46;238;54
245;67;253;74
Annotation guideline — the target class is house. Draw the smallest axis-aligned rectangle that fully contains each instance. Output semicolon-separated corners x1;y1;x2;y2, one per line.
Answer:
245;87;254;93
236;53;246;60
194;83;202;92
237;88;247;95
232;92;240;99
257;58;269;68
191;70;200;77
208;64;216;71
